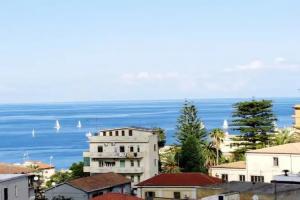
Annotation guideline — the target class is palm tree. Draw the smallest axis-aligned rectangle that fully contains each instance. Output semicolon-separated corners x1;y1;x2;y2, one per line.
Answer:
160;147;181;173
271;128;298;145
210;128;225;165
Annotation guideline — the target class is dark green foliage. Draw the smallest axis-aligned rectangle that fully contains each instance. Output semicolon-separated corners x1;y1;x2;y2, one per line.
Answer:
176;101;207;143
69;161;85;179
231;99;277;154
179;134;206;172
154;127;166;148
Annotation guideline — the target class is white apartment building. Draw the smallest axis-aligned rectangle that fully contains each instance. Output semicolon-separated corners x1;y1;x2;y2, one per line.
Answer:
83;127;159;187
210;142;300;183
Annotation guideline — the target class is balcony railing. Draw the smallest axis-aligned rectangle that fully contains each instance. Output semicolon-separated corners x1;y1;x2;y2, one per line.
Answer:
88;152;144;158
87;166;144;174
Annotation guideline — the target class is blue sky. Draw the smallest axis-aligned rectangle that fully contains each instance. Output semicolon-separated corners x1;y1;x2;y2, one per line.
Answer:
0;0;299;103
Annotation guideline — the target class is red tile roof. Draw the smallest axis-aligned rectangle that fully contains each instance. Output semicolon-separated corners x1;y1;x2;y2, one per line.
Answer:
136;173;222;187
68;172;131;192
0;163;35;174
24;161;54;170
92;193;143;200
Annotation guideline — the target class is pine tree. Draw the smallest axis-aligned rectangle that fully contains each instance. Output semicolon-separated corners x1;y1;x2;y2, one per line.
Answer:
176;101;207;143
231;99;277;153
179;134;206;172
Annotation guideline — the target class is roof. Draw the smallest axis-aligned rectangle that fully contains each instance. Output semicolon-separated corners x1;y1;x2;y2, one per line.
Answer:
210;161;246;169
24;161;54;170
200;181;300;194
294;104;300;109
100;127;154;133
0;163;35;174
0;174;27;182
136;173;222;187
247;142;300;154
67;173;131;193
91;193;143;200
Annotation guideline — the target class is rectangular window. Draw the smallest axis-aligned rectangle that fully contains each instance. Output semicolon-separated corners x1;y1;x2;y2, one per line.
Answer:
273;157;279;166
129;129;133;136
137;145;140;152
99;160;104;167
120;146;125;152
109;131;113;136
251;176;264;183
83;157;90;166
103;131;106;136
98;146;103;152
120;160;125;168
4;188;8;200
145;192;155;199
174;192;181;199
154;159;157;166
121;130;125;136
154;144;157;151
137;160;140;167
137;175;140;183
239;175;245;182
130;146;134;152
131;175;134;182
15;185;18;197
131;160;134;167
221;174;228;182
115;131;119;136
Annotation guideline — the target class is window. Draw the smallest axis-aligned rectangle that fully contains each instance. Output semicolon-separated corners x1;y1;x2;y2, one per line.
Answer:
137;175;141;183
239;175;245;182
120;146;125;152
120;160;125;168
129;129;133;136
137;160;140;167
115;131;119;136
4;188;8;200
154;159;157;166
273;157;279;166
122;130;125;136
131;175;134;182
174;192;181;199
221;174;228;182
99;160;104;167
15;185;18;197
137;145;140;152
145;192;155;200
131;160;134;167
109;131;113;136
103;131;106;136
130;146;134;152
98;146;103;152
154;144;156;151
251;176;264;183
83;157;90;166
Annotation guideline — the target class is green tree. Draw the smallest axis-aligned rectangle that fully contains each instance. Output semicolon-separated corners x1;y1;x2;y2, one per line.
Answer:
154;127;166;148
231;100;277;154
210;128;225;165
176;101;207;143
69;161;85;179
160;147;181;173
179;134;206;172
46;171;72;188
271;128;298;145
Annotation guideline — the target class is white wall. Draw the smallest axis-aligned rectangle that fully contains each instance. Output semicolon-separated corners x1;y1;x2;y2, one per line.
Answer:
210;168;246;182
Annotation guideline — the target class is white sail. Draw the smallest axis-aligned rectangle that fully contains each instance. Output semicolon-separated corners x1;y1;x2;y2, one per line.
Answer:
32;129;35;138
77;120;82;128
54;120;61;130
86;131;92;138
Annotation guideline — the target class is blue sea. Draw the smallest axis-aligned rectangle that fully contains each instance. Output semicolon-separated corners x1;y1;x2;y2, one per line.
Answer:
0;98;299;169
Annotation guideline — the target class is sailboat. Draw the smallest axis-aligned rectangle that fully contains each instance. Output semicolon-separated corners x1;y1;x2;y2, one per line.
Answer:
32;129;35;138
223;119;229;135
77;120;82;128
54;120;61;131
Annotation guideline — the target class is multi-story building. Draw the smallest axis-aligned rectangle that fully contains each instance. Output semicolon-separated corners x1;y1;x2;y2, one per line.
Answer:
294;104;300;134
210;142;300;183
83;127;159;187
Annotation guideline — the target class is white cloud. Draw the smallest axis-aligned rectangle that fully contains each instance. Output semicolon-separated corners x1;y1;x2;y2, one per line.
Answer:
225;59;264;72
121;72;180;83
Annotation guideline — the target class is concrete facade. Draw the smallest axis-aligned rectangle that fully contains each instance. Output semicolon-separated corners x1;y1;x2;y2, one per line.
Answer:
83;127;159;186
294;105;300;134
0;174;30;200
137;186;198;199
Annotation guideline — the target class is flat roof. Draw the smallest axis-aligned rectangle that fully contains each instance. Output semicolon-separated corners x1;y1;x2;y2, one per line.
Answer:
247;142;300;154
210;161;246;169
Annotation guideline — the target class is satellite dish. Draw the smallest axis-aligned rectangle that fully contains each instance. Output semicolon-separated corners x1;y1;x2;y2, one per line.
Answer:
252;195;259;200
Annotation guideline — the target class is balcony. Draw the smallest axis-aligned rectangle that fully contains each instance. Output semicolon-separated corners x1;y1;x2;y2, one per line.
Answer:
88;166;144;174
89;152;144;159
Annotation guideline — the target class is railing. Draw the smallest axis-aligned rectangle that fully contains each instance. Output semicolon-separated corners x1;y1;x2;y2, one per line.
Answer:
88;166;144;174
88;152;144;158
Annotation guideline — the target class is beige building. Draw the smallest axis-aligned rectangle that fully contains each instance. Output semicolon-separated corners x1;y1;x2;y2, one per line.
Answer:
22;161;55;185
210;142;300;183
136;173;222;200
294;105;300;134
83;127;159;187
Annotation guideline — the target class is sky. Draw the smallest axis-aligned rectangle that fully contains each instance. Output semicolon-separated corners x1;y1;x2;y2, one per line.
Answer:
0;0;299;103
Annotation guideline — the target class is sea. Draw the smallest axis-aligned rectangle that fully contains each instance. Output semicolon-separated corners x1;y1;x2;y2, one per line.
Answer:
0;98;299;169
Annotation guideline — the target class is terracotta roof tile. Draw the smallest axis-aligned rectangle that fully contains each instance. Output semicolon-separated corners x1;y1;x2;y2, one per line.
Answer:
136;173;222;187
210;161;246;169
25;161;54;170
0;163;35;174
92;193;143;200
247;142;300;154
68;173;130;192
